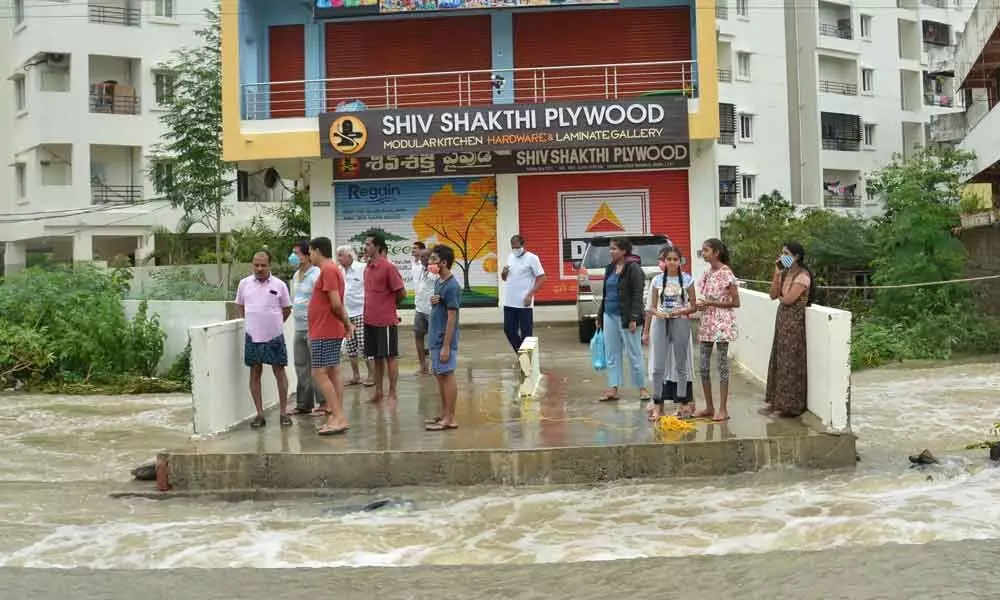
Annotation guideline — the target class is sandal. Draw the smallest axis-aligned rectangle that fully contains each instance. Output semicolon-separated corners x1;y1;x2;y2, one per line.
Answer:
280;414;293;427
310;407;330;417
347;378;361;386
290;407;312;416
318;425;350;436
425;422;458;431
424;416;443;425
599;394;620;402
250;416;266;429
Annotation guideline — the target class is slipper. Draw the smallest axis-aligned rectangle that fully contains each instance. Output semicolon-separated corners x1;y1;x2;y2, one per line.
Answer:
318;426;350;436
290;407;312;416
425;422;458;431
424;416;443;425
362;381;376;387
310;407;330;417
712;415;731;422
347;379;361;386
599;396;620;402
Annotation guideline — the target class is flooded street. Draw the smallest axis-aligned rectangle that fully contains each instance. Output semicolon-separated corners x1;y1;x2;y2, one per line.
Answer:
0;361;998;574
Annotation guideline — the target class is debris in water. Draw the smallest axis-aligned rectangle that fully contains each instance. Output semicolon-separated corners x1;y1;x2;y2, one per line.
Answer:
321;498;414;517
990;443;1000;462
362;499;392;512
131;462;157;481
908;449;939;466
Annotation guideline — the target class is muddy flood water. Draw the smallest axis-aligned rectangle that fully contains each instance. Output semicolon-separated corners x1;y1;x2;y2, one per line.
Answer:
0;360;998;579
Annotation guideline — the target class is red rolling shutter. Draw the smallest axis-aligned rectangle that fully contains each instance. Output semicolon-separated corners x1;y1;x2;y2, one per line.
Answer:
512;8;692;103
325;16;493;109
517;171;690;303
267;25;306;118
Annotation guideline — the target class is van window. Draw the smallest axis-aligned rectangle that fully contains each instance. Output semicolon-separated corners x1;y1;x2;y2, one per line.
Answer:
582;239;669;268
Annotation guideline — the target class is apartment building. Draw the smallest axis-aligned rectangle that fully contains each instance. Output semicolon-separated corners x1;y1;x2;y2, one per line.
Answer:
223;0;722;310
954;0;1000;194
716;0;970;213
0;0;268;274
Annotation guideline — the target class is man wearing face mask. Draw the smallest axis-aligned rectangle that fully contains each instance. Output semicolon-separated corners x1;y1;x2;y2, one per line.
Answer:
289;241;321;415
501;234;546;353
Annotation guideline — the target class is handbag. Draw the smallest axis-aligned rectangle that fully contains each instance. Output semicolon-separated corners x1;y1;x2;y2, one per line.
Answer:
590;329;607;371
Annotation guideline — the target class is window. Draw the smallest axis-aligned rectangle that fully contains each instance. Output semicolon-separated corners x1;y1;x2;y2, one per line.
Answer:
737;52;752;80
719;103;736;145
154;72;175;105
740;175;756;201
13;76;26;112
861;68;875;93
15;164;26;199
13;0;24;27
736;0;749;17
154;0;175;18
863;123;876;148
153;161;175;194
860;15;872;40
738;113;754;142
718;166;738;207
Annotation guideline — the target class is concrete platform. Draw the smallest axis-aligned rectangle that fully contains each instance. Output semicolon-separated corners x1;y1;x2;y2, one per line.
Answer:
160;325;856;491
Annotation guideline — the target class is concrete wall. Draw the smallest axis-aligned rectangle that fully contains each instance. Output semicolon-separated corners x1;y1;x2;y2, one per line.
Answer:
730;289;852;433
124;300;229;373
189;316;298;435
962;225;1000;317
129;263;253;296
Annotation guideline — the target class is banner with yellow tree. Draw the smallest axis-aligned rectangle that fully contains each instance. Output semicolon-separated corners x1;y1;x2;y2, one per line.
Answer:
334;177;499;307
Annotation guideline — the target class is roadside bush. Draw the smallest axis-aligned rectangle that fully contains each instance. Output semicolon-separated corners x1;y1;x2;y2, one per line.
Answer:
166;340;192;391
0;320;54;383
142;267;230;301
0;265;168;384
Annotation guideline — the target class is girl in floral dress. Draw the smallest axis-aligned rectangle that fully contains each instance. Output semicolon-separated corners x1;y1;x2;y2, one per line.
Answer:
695;238;740;422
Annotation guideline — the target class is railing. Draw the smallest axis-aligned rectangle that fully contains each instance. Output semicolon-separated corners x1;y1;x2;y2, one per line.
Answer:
716;3;728;19
88;5;141;26
924;93;954;106
819;80;858;95
89;91;141;115
718;68;732;82
242;60;697;120
822;138;861;151
719;130;736;146
824;192;861;208
719;190;738;207
921;0;947;7
91;184;143;205
819;23;853;39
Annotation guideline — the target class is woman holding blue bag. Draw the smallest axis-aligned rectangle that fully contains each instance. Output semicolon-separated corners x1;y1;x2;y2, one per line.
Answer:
595;238;650;402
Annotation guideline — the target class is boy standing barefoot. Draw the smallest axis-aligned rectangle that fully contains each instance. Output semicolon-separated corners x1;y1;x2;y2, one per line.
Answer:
425;245;461;431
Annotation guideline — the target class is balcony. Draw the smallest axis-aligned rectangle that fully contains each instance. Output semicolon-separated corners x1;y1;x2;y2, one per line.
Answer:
716;1;728;19
719;190;738;207
90;86;141;115
823;171;861;207
819;81;858;95
921;0;947;7
90;145;143;205
924;93;954;107
88;1;140;26
929;112;966;143
241;61;697;119
719;103;736;146
819;23;853;39
823;191;861;207
718;68;732;83
89;56;141;116
822;112;862;152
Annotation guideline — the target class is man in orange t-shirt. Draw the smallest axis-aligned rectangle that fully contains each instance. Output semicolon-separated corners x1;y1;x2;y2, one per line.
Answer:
308;236;354;436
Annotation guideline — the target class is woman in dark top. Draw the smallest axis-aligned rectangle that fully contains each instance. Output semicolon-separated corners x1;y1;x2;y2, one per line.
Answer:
596;238;650;402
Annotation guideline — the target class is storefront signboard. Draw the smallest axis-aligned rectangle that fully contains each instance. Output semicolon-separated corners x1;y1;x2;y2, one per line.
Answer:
315;0;616;20
320;97;689;158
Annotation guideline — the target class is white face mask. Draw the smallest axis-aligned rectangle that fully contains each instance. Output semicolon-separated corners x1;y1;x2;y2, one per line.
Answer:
512;249;525;258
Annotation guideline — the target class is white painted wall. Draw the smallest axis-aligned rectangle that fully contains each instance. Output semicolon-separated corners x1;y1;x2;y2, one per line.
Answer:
730;289;852;432
189;317;298;435
123;300;229;372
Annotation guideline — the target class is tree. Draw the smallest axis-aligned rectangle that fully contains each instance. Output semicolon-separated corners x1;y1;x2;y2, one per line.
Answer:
865;145;975;319
148;5;231;282
412;178;497;291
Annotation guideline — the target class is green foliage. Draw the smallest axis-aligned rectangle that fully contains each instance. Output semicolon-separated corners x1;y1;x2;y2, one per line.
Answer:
0;321;54;382
166;340;192;391
143;267;230;301
722;190;876;302
0;265;168;385
851;314;1000;369
148;4;230;278
349;227;406;243
866;146;974;320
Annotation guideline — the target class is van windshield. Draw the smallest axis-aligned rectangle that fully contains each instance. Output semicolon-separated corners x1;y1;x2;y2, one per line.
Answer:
582;238;670;268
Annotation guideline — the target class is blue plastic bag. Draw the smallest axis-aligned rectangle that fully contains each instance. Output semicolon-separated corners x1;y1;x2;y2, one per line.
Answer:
590;329;607;371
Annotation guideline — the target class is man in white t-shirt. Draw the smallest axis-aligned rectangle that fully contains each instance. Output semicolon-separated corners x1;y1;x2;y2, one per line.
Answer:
501;234;546;353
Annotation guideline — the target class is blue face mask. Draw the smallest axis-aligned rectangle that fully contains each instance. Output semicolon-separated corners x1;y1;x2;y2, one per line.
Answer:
288;253;301;268
780;255;794;269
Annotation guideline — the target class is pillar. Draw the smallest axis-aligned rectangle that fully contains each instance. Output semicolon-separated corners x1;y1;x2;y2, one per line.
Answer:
309;159;334;241
495;175;519;315
134;232;156;265
3;242;27;275
73;232;94;262
490;12;514;105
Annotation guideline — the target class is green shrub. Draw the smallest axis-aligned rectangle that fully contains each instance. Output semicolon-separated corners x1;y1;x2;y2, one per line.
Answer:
0;320;54;383
127;300;167;377
143;267;230;301
166;340;192;391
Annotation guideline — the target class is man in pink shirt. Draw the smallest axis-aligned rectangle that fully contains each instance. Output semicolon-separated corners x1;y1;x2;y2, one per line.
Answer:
363;232;406;404
235;250;292;429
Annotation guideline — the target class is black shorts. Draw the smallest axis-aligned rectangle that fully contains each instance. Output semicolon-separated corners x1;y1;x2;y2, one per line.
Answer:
364;324;399;359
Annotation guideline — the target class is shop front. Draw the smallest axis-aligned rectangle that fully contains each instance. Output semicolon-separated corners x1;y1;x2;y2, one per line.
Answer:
321;96;692;308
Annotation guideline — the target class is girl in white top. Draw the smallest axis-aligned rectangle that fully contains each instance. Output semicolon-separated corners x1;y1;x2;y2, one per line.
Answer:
641;246;698;420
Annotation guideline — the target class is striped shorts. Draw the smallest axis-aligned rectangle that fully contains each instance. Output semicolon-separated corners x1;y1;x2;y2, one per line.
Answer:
310;338;343;369
343;315;365;358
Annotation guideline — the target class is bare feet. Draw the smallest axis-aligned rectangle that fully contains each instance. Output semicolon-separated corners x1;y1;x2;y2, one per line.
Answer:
647;404;662;421
713;410;730;422
694;408;715;418
368;392;383;404
639;388;651;401
318;416;349;436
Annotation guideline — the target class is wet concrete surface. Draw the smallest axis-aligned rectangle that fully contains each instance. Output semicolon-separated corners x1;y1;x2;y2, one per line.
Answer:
184;325;810;455
163;325;855;489
3;539;998;599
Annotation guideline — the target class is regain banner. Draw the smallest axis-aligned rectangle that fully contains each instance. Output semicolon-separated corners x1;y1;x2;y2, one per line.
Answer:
333;144;690;180
320;97;689;158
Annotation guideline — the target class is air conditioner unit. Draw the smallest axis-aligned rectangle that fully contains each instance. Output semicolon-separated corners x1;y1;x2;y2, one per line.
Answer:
45;53;69;68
